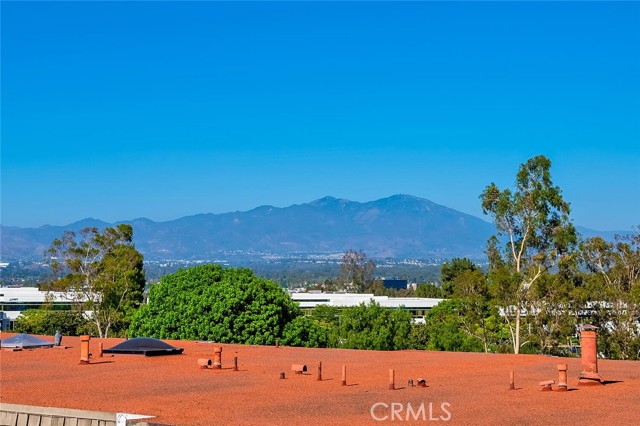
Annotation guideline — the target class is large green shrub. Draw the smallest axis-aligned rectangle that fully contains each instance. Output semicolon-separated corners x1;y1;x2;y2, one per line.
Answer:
422;299;484;352
14;309;92;336
128;264;300;344
281;316;330;348
332;302;413;350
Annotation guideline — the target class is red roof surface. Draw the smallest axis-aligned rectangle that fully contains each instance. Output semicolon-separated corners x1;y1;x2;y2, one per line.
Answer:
1;334;639;425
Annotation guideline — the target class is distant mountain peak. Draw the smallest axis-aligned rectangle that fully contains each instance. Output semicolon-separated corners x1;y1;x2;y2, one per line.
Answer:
1;194;492;260
62;218;111;229
309;195;350;207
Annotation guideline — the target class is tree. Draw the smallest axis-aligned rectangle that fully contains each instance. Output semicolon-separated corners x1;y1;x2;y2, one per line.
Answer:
480;155;577;354
527;271;578;355
415;283;445;299
14;309;91;336
580;229;640;360
128;264;300;344
440;258;479;296
333;302;413;350
281;316;330;348
421;300;484;352
451;269;496;353
408;323;431;349
339;249;375;292
46;224;146;338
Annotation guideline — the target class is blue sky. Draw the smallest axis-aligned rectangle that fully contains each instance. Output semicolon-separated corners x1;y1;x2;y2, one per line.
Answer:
2;1;639;231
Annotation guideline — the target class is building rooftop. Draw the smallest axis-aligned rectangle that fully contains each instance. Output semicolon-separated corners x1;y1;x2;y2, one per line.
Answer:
1;334;639;425
290;292;444;309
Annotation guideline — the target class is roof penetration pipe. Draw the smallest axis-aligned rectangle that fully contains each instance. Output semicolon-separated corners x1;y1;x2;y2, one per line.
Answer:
578;325;603;385
213;347;222;369
557;364;568;392
341;365;347;386
198;358;212;369
291;364;307;374
79;335;91;364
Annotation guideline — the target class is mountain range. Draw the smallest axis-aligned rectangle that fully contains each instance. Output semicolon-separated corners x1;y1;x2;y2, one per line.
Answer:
0;194;622;262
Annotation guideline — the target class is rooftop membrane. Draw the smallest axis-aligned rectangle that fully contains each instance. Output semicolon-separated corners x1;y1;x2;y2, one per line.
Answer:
1;334;639;425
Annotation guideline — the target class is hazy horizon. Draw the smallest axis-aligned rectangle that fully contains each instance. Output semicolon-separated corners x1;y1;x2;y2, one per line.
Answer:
2;2;639;230
1;193;632;235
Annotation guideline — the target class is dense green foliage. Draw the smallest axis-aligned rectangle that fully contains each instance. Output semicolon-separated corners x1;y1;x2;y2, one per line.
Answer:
410;262;511;353
414;283;445;298
128;264;300;344
580;232;640;360
440;258;479;296
305;302;413;350
334;302;412;350
418;300;484;352
425;231;640;359
14;309;92;336
130;236;639;358
281;316;330;348
46;224;146;338
130;264;415;351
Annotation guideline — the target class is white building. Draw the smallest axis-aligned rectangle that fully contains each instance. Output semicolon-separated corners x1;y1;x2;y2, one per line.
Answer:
0;287;78;330
1;287;446;330
290;292;444;323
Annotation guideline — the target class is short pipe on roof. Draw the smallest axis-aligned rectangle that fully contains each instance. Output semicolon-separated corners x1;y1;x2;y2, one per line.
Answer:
291;364;307;374
213;346;222;369
79;335;91;364
539;380;555;392
557;363;568;391
198;358;212;369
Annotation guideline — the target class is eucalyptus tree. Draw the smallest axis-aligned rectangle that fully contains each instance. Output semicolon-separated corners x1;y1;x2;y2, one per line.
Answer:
339;249;376;292
580;228;640;359
46;224;146;338
480;155;577;354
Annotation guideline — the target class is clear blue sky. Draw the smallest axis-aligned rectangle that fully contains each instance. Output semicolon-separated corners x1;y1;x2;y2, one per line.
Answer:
2;1;639;231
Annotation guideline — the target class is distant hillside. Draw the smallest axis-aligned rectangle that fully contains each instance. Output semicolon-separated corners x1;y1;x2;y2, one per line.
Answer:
0;195;626;261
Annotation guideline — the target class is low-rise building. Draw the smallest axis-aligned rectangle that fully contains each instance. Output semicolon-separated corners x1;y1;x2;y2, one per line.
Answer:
290;292;444;323
372;278;409;290
0;287;77;330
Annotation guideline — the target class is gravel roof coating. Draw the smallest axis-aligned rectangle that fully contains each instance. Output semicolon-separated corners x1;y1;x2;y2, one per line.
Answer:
1;334;639;426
